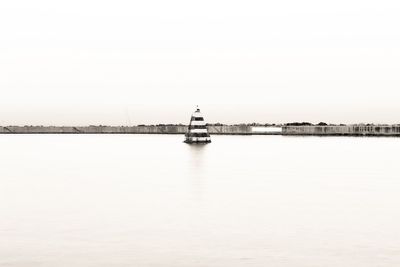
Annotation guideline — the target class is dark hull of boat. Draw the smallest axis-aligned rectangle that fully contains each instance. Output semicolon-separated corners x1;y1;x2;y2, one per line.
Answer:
184;139;212;144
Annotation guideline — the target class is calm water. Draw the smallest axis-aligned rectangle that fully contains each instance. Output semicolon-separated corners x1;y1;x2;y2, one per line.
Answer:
0;135;400;267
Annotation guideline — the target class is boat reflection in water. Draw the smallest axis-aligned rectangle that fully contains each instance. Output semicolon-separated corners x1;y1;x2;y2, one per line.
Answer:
184;106;211;144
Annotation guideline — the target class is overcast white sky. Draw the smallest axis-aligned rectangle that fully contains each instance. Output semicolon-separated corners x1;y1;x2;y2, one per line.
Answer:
1;0;400;125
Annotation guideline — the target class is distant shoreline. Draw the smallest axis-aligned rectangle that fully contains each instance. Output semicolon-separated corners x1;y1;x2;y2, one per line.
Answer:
1;124;400;136
0;125;280;135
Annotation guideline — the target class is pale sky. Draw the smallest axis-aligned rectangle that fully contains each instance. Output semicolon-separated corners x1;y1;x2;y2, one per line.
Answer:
1;0;400;125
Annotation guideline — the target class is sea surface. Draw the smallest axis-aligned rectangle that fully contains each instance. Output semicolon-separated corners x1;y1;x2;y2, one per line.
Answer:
0;134;399;267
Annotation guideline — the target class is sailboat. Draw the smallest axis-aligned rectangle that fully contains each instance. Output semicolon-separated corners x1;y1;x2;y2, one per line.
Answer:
184;106;211;144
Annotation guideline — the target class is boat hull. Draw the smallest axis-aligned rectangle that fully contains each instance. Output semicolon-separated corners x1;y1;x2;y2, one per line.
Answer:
184;137;211;144
183;140;211;144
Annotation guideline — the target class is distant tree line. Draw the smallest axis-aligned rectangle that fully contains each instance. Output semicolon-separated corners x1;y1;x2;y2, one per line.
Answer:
285;122;332;126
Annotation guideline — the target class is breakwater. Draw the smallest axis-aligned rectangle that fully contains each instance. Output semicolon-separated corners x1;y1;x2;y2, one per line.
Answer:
0;125;279;135
3;125;398;136
283;125;400;136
